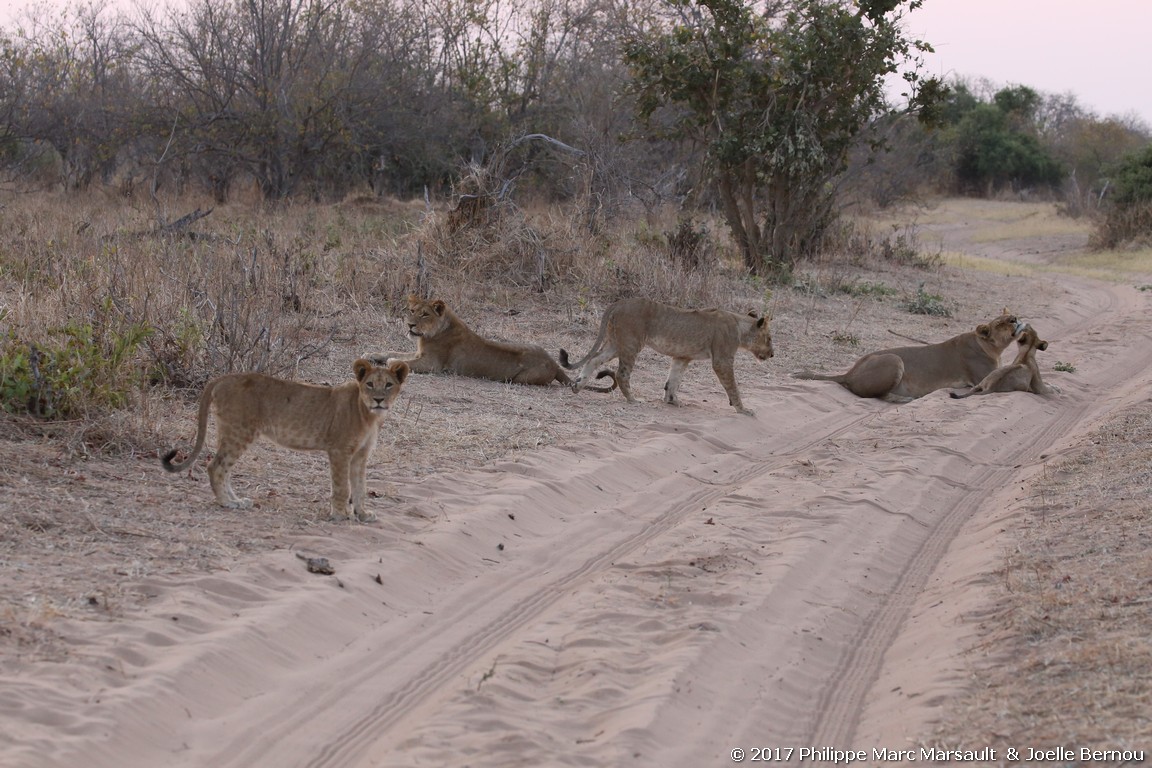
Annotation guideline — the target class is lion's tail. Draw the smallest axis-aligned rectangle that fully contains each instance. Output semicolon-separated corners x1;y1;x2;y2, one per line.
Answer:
580;369;619;393
162;378;217;472
792;370;846;382
949;388;976;399
558;310;612;371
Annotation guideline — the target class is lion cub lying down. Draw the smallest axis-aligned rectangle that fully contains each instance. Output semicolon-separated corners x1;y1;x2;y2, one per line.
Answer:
950;324;1055;398
368;295;613;390
162;358;409;522
560;297;774;415
794;311;1023;402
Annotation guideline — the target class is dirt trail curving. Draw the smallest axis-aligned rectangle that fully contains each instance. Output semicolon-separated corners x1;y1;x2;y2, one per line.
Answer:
9;267;1148;766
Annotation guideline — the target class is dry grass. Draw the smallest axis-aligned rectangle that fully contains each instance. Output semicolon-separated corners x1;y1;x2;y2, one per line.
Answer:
0;189;1033;654
933;402;1152;751
940;252;1036;277
911;198;1152;752
1055;247;1152;279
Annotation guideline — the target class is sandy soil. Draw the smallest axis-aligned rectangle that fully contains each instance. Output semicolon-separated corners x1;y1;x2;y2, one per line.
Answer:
2;201;1151;767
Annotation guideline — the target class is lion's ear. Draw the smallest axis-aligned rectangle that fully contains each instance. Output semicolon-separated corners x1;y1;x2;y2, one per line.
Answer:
756;316;766;328
432;299;447;315
353;358;372;381
976;323;991;339
1037;341;1049;351
390;360;410;383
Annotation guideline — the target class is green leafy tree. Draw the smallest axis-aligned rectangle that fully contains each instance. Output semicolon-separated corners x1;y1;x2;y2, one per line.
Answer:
1109;143;1152;206
1091;143;1152;248
623;0;940;275
941;84;1063;195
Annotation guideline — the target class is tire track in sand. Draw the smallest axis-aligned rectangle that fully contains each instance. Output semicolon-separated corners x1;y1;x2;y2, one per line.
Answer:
50;280;1149;768
810;280;1152;747
202;403;884;768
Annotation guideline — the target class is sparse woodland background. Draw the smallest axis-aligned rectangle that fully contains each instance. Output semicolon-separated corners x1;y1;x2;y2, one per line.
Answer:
1;0;1151;438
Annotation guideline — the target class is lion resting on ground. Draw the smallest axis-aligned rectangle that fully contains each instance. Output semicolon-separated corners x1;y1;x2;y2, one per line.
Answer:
793;311;1023;401
367;295;613;390
162;358;409;522
559;297;774;415
950;324;1056;398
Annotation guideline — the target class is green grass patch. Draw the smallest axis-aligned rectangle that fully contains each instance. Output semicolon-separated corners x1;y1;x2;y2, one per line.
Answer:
904;285;952;317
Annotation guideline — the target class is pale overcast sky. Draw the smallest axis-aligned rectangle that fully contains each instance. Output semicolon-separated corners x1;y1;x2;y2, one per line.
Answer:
2;0;1150;127
904;0;1152;125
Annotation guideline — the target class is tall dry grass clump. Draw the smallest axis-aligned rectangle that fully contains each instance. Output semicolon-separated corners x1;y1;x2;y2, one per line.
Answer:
0;193;423;445
398;188;767;313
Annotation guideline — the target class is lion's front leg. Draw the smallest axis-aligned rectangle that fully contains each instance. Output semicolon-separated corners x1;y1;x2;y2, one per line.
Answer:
348;445;376;522
711;358;753;416
327;450;355;520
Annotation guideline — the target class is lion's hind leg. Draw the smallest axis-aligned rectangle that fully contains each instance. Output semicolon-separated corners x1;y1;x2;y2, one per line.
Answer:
612;343;645;403
207;426;256;509
842;353;904;399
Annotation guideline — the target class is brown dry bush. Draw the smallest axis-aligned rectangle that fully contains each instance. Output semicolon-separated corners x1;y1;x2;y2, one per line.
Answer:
1089;201;1152;249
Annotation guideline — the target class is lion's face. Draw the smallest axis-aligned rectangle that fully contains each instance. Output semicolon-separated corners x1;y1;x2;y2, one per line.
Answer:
352;358;409;414
404;297;451;339
743;313;775;361
976;311;1022;348
1016;325;1048;352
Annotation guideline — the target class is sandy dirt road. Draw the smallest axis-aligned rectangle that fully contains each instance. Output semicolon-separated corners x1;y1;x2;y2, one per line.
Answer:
10;271;1148;768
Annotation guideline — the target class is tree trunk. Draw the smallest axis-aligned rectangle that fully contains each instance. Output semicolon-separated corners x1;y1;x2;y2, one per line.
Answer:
717;165;763;273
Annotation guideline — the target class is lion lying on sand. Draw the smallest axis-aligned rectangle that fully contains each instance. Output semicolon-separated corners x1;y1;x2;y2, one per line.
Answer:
793;311;1023;402
560;297;774;415
950;324;1056;398
367;295;614;390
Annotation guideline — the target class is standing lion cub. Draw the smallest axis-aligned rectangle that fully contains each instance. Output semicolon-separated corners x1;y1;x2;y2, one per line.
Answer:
560;297;774;415
162;358;409;522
